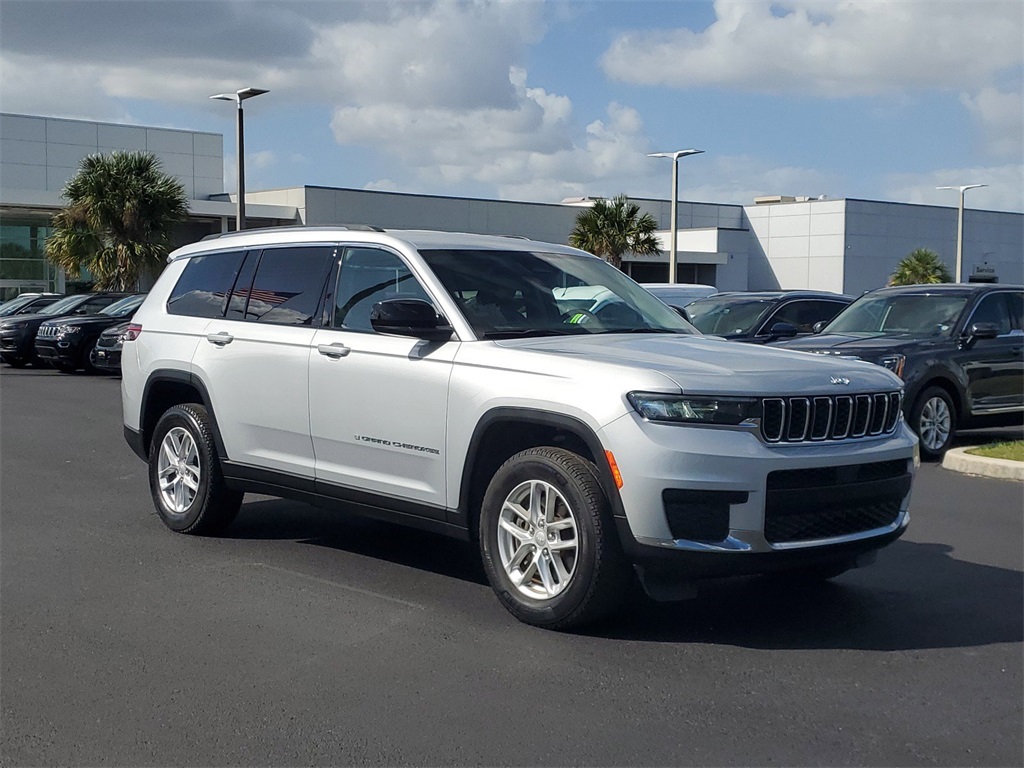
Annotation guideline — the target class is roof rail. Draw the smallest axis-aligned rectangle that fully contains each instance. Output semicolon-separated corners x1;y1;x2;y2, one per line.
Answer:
200;224;386;241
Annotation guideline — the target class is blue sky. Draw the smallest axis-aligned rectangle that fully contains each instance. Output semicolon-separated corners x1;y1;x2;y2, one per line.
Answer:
2;0;1021;212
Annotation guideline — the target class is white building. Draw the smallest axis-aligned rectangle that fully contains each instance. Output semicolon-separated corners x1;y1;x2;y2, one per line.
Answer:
2;112;1020;299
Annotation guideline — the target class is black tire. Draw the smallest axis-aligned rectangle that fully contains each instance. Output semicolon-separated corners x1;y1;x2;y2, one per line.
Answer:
54;361;76;373
910;386;956;460
148;403;242;535
81;338;102;374
5;357;28;368
479;447;630;630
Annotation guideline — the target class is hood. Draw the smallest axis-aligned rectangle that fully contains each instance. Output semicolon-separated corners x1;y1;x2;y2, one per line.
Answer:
496;333;902;396
776;332;939;358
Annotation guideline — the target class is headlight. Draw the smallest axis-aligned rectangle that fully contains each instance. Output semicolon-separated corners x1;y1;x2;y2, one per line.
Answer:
628;392;758;425
1;321;27;331
59;326;82;336
877;354;905;378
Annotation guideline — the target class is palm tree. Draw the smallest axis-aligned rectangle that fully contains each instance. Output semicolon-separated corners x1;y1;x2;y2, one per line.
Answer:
889;248;953;286
568;195;661;270
45;151;189;291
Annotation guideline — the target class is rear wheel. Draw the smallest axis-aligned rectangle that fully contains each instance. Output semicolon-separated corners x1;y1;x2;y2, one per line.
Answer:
479;447;630;630
910;386;956;460
148;403;242;535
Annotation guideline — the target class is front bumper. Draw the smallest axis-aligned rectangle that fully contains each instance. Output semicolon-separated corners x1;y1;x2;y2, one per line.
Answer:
34;337;79;365
0;329;30;358
600;411;917;576
91;346;122;371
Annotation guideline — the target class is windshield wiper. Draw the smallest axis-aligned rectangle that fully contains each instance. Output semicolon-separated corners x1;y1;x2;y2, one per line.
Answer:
590;327;686;335
478;328;586;339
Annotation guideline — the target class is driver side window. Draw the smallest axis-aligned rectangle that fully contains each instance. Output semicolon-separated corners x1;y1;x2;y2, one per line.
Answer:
333;248;432;332
969;294;1013;336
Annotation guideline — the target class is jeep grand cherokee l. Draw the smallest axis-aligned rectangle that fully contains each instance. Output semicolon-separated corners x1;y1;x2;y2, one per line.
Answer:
121;227;917;629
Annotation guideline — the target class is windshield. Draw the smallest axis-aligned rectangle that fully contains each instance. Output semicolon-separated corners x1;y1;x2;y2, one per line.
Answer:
824;293;969;336
40;295;88;315
685;296;775;335
0;295;40;316
418;248;696;338
100;294;145;316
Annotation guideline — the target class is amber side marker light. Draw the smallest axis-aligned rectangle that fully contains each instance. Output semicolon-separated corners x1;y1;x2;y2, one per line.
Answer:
605;450;623;489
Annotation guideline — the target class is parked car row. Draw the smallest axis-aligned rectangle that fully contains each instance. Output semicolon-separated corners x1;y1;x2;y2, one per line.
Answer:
0;292;144;373
3;280;1021;460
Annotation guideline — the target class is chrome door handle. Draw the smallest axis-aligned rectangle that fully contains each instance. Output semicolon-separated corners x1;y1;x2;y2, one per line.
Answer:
206;332;234;346
317;343;351;359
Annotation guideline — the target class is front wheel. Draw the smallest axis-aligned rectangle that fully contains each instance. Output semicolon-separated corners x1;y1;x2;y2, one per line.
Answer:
479;447;630;630
910;386;956;460
148;403;242;535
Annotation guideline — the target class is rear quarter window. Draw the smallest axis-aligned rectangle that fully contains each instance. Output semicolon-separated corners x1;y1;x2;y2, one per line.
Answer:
166;251;246;318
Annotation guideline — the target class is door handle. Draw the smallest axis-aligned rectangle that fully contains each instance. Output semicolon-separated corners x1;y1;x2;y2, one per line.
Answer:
206;332;234;346
317;343;351;359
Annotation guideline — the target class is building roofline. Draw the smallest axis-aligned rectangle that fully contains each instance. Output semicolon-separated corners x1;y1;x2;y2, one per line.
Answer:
0;111;221;138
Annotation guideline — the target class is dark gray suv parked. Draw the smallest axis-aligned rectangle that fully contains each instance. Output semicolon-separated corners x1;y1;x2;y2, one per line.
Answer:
777;283;1024;459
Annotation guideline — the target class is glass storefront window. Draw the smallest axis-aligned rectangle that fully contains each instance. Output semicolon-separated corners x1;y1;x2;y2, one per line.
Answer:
0;219;59;300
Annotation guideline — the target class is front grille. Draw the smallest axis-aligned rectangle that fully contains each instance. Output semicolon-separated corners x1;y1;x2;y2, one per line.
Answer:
761;391;902;443
764;460;911;544
37;325;61;339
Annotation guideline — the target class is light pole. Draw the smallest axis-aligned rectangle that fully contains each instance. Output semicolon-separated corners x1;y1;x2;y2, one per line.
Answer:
936;183;986;282
648;149;704;284
210;87;269;231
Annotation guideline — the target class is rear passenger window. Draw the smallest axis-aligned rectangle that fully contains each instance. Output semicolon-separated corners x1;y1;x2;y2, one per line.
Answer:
167;251;245;318
242;246;334;325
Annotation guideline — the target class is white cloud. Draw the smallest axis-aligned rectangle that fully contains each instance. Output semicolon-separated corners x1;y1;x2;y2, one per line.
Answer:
602;0;1023;97
960;87;1024;160
885;164;1024;213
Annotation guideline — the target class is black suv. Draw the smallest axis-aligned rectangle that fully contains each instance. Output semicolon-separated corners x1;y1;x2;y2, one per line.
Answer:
684;291;854;343
0;293;64;317
35;294;146;373
777;284;1024;459
0;292;131;367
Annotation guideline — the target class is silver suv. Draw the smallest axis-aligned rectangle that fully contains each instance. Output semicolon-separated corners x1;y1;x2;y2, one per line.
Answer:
121;227;917;629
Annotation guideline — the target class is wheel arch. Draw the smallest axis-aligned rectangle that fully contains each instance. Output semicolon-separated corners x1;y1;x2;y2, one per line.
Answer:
456;407;624;540
141;370;227;460
907;374;963;426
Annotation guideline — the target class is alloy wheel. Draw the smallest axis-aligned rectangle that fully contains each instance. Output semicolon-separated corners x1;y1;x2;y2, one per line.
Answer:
497;479;579;600
919;395;952;452
157;426;201;513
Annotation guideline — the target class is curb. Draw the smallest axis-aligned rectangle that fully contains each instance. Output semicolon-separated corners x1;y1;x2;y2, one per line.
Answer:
942;447;1024;482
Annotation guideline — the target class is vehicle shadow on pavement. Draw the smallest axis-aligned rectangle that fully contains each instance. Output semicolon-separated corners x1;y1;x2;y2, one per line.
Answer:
226;497;490;586
229;500;1021;650
588;540;1023;651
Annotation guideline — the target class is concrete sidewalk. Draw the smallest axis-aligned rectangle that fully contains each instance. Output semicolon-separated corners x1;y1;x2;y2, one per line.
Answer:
942;446;1024;481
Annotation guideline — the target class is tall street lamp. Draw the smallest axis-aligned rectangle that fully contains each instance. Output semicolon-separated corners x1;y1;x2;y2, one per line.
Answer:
210;87;269;231
648;149;704;284
936;183;987;282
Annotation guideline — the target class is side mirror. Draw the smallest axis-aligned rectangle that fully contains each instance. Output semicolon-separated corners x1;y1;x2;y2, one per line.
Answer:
768;321;799;339
74;308;88;315
968;321;999;340
672;306;690;321
370;299;452;342
812;320;828;334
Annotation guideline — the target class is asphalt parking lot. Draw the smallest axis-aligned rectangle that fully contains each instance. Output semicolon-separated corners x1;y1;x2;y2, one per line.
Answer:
1;367;1021;767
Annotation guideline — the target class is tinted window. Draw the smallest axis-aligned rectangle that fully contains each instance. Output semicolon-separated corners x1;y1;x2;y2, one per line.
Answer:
167;251;245;318
333;248;432;332
970;293;1013;335
1007;292;1023;331
765;300;847;334
79;295;123;314
243;246;333;325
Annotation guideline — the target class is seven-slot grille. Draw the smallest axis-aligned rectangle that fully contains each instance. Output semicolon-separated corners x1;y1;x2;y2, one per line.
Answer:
761;392;902;443
36;325;62;339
